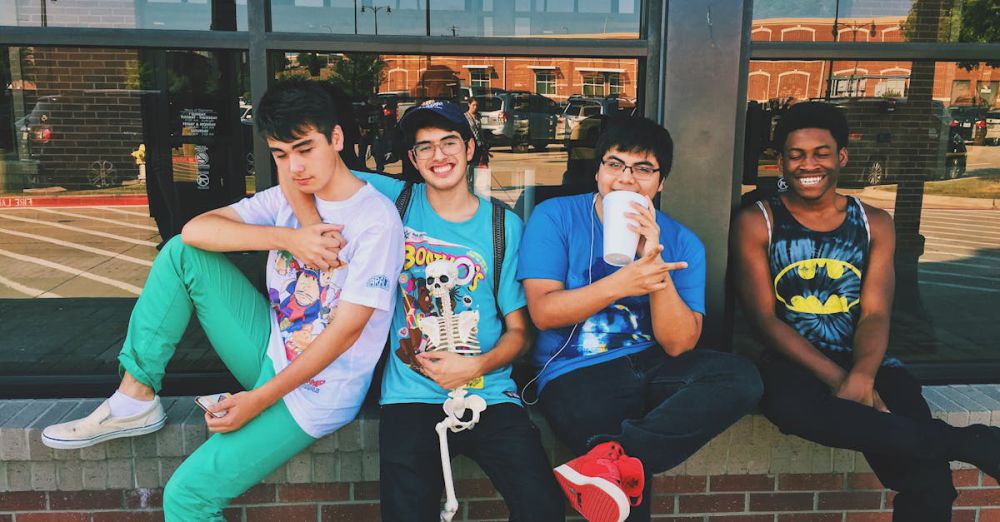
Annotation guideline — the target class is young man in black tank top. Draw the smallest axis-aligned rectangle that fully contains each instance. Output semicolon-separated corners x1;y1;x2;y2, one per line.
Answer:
731;101;999;521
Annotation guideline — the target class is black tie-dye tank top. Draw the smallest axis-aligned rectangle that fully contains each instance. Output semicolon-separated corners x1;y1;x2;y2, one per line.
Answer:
756;195;900;366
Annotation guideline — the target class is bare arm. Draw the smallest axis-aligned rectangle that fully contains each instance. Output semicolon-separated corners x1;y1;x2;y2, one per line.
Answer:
630;199;701;354
648;277;702;355
731;206;846;389
182;205;344;266
205;301;374;432
417;307;531;390
280;172;324;227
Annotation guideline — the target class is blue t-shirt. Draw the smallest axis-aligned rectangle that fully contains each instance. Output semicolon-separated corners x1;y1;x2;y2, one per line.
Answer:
516;192;707;392
357;172;526;406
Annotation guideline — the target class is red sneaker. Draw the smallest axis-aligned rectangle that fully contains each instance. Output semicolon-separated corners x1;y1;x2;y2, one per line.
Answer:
615;455;645;507
553;442;631;522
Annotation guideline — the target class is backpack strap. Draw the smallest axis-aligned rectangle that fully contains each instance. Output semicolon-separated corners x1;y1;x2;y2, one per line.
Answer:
491;200;507;326
394;181;414;219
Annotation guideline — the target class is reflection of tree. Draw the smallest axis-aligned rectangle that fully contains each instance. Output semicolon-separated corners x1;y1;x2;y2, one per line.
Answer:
296;52;328;77
329;53;386;99
902;0;1000;69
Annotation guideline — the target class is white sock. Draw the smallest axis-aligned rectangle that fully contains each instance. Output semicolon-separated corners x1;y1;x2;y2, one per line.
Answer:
108;391;155;418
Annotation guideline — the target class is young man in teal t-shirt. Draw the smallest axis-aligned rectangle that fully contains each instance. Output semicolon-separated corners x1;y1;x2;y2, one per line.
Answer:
284;100;564;522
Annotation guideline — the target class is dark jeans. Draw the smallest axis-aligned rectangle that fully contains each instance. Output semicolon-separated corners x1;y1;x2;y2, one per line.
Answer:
759;351;958;521
540;347;763;522
379;402;564;522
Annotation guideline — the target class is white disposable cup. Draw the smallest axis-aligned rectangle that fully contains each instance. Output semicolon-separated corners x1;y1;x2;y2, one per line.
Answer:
601;190;650;266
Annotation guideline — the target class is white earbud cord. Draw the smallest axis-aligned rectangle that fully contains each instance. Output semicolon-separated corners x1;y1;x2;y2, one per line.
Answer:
521;193;598;406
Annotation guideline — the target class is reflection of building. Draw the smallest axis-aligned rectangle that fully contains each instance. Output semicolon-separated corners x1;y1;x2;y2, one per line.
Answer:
378;55;638;101
749;18;1000;107
18;47;143;188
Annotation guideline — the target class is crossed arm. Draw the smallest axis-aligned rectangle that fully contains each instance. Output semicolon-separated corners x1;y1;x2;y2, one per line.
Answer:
730;203;895;411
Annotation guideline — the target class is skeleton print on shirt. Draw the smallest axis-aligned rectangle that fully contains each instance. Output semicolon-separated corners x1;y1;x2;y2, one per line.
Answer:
394;227;485;378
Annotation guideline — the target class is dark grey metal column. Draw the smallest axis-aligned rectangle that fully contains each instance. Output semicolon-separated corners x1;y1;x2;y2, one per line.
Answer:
659;0;752;347
248;0;273;191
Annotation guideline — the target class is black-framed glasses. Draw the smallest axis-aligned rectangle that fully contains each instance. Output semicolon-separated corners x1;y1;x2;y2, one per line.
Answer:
600;158;660;180
412;138;465;159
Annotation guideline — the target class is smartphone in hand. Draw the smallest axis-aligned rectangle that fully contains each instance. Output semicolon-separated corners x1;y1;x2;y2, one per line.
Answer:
195;393;232;418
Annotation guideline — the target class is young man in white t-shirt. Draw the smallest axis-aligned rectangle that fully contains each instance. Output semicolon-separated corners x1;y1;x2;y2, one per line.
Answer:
41;79;404;521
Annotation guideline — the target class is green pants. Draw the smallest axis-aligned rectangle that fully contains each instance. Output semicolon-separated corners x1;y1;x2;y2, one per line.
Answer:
119;236;314;521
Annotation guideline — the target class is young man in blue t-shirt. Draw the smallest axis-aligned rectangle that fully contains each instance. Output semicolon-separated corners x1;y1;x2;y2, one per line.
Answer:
284;101;564;521
517;115;762;522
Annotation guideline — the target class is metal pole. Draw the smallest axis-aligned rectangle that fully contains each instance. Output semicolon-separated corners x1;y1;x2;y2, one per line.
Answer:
425;0;430;36
824;0;840;99
354;0;357;34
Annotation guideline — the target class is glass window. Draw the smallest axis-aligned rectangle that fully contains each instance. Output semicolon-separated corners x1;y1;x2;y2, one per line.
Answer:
0;0;246;30
582;74;604;96
1;46;248;381
741;59;1000;367
469;69;490;90
752;0;989;45
608;73;623;95
269;0;641;38
536;71;556;95
270;51;641;223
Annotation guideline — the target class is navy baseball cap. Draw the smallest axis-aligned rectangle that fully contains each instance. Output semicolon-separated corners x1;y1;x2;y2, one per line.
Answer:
398;100;472;138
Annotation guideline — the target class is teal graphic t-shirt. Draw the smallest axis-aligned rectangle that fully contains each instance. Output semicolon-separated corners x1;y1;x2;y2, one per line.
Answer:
356;172;526;406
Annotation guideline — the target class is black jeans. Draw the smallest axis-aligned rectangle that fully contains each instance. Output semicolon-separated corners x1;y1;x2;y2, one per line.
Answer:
539;347;763;522
379;402;564;522
759;351;958;521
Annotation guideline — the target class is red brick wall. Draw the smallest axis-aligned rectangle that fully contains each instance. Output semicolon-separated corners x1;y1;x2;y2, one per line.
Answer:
2;471;996;521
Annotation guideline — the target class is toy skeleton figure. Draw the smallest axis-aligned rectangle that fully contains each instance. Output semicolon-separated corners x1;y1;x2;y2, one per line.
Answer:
419;259;480;354
436;388;487;522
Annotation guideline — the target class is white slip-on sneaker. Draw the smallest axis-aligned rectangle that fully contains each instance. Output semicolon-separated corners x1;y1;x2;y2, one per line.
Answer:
41;396;166;450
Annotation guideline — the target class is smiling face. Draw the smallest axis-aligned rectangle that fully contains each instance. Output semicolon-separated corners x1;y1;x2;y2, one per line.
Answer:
778;128;848;201
267;125;345;200
409;127;475;194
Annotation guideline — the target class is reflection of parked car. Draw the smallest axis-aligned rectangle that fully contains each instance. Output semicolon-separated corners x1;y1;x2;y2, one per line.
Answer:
557;95;636;143
18;91;144;188
948;105;987;142
985;109;1000;146
823;98;967;186
475;91;558;153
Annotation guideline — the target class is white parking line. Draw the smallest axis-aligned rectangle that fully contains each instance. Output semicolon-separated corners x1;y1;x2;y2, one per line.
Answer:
925;236;1000;248
0;247;142;295
918;255;998;270
920;225;1000;238
97;206;150;217
0;213;158;247
924;247;1000;259
919;268;1000;283
919;278;1000;293
0;273;62;298
32;208;159;232
0;227;153;267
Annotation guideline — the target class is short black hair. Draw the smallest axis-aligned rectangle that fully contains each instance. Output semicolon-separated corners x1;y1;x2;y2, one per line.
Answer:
595;114;673;180
772;101;849;151
255;78;339;143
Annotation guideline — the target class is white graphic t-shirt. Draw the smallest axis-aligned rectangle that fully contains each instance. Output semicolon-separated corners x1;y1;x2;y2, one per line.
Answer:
231;183;404;437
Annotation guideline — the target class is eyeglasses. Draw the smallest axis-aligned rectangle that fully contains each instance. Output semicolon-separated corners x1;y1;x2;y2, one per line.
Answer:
412;138;465;160
600;158;660;180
